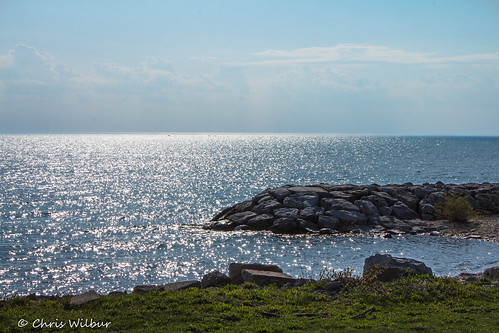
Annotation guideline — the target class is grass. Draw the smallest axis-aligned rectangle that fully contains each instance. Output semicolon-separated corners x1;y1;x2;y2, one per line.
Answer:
1;275;498;332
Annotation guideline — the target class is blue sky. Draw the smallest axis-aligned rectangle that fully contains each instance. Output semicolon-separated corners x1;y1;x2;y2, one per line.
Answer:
1;0;498;135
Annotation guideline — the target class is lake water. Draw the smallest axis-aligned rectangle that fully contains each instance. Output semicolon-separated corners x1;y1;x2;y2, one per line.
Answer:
1;134;498;297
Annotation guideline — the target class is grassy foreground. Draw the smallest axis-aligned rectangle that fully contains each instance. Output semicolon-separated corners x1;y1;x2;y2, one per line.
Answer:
1;275;498;332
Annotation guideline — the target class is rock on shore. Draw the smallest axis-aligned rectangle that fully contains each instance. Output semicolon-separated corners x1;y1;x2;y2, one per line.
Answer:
205;182;499;236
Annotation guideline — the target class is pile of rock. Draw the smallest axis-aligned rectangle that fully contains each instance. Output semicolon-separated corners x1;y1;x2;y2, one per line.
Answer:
205;182;498;236
27;256;499;305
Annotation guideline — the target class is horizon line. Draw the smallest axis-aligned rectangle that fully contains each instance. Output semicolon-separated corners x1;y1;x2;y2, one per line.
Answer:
1;131;498;138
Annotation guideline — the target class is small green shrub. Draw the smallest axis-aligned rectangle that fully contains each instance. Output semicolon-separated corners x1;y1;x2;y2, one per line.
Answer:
434;195;476;222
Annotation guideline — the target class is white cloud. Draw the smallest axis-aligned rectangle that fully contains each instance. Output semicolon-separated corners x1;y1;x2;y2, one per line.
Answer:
245;44;499;66
1;44;77;84
1;43;498;134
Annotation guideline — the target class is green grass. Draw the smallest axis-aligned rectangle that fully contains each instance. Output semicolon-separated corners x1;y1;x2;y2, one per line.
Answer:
1;276;498;332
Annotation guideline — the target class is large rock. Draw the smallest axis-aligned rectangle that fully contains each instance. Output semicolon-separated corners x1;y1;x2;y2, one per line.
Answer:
252;199;282;214
419;202;436;220
412;186;430;199
321;198;360;212
317;215;340;229
378;216;412;232
371;191;399;206
288;186;330;197
270;217;300;234
363;194;389;208
283;192;319;209
298;219;319;232
327;210;367;225
162;280;201;292
483;266;499;279
240;269;296;287
363;254;433;282
133;285;165;293
226;211;257;225
273;207;299;219
70;290;100;306
134;281;201;293
212;200;253;221
475;193;499;213
247;214;275;230
422;192;446;206
396;190;420;211
229;263;283;284
268;187;291;201
202;271;232;288
354;200;380;216
391;201;419;220
299;206;324;222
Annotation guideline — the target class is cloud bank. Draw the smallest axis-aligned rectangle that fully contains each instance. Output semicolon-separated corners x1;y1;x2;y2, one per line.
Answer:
1;44;498;135
250;44;499;65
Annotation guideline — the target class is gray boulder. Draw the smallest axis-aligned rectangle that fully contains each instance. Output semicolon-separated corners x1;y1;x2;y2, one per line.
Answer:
412;186;430;199
299;206;325;222
70;290;100;306
133;285;164;293
134;280;202;293
226;211;257;225
363;254;433;282
268;187;291;201
283;192;320;209
330;191;356;201
327;210;367;225
371;191;399;206
391;201;419;220
241;269;296;287
247;214;275;230
396;191;420;211
423;192;446;206
484;266;499;279
298;219;319;232
317;215;340;229
379;206;393;216
289;186;330;197
162;281;202;292
202;271;232;288
419;202;436;220
475;193;499;213
378;216;412;232
252;199;282;214
229;263;283;284
270;217;300;234
321;198;360;212
363;194;389;208
354;200;380;216
273;207;299;219
212;199;253;221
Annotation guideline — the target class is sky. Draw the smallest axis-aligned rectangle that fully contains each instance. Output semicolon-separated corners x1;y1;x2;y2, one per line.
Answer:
1;0;499;135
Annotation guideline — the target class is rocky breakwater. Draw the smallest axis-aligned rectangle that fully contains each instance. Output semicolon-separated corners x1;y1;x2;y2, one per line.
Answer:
205;182;499;237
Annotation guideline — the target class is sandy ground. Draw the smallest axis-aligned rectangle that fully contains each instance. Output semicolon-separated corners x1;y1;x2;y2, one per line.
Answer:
416;215;499;243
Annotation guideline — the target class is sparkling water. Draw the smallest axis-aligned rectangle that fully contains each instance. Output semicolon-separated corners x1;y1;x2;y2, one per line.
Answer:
1;134;498;297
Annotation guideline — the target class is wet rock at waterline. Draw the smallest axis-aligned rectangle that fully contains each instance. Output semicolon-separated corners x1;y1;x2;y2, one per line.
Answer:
204;182;499;236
